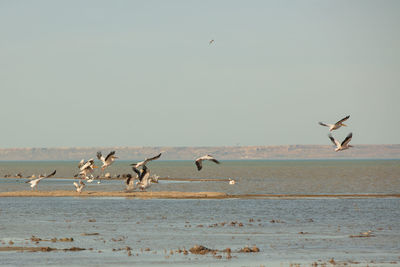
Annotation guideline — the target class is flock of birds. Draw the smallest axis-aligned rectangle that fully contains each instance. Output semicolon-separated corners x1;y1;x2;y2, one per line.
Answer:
23;151;224;193
20;115;352;193
319;115;353;151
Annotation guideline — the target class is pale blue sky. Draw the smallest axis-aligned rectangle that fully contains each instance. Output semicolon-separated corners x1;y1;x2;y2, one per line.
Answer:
1;0;399;148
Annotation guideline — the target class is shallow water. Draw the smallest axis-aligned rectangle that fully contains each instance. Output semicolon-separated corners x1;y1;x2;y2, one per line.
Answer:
0;197;399;266
0;160;399;194
1;160;399;266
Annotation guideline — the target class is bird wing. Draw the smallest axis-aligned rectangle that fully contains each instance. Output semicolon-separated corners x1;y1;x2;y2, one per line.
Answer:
210;158;220;164
126;176;134;185
195;159;202;171
104;151;116;162
78;159;85;169
80;160;92;171
145;153;162;163
204;155;220;164
341;132;353;146
132;167;141;177
97;151;105;162
141;166;150;182
328;134;340;147
336;115;350;125
318;122;329;127
46;170;56;178
140;166;149;181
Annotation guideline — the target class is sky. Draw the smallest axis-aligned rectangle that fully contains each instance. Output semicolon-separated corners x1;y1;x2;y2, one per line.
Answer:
0;0;399;148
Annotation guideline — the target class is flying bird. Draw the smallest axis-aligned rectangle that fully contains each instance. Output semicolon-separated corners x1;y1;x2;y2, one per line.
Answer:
319;115;350;131
229;178;236;185
195;155;220;171
25;170;56;190
79;159;98;180
328;132;353;152
209;39;214;45
73;180;86;193
130;153;162;169
97;151;118;171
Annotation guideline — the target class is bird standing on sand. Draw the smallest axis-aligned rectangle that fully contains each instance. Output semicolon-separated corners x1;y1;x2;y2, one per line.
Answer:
73;180;85;193
25;170;56;190
195;155;220;171
97;151;118;171
328;132;353;152
319;115;350;131
79;159;98;181
130;153;162;169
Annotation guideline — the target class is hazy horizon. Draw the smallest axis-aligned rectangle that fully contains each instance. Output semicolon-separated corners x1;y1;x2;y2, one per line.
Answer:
1;1;399;148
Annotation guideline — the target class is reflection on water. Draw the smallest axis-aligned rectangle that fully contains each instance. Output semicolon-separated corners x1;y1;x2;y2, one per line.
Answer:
0;197;399;266
0;160;399;194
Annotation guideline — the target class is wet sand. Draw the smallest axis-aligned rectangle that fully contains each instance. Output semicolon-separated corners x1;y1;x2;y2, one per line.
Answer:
0;190;399;199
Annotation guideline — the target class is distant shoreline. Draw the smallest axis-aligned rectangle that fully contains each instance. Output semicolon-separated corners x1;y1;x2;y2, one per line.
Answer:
0;144;399;160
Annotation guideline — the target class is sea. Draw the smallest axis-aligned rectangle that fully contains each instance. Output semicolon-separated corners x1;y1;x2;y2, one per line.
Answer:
0;160;399;266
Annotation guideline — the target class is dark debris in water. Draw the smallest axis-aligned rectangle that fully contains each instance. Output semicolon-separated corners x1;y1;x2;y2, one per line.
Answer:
80;233;99;236
30;236;73;243
239;246;260;253
189;245;217;255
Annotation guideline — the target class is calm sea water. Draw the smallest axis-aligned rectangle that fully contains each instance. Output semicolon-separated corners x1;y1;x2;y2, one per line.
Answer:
0;160;399;266
0;198;399;266
0;160;399;194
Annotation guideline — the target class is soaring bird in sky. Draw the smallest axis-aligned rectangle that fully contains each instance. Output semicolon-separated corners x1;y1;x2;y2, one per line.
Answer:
328;132;354;152
319;115;350;131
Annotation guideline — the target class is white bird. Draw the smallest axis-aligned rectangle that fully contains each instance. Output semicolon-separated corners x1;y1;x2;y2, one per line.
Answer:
328;132;353;152
97;151;118;171
195;155;220;171
125;173;136;191
25;170;56;190
229;178;236;185
133;166;152;191
73;180;85;193
319;115;350;131
79;159;98;180
130;153;162;169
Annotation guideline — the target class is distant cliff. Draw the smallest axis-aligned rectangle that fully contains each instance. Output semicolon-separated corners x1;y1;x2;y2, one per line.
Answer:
0;145;399;160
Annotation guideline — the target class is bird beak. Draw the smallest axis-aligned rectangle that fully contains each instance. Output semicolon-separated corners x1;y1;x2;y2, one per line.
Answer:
93;165;99;169
342;123;347;126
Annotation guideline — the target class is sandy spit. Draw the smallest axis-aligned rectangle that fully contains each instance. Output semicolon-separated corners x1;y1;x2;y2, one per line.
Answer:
0;190;228;199
0;191;399;199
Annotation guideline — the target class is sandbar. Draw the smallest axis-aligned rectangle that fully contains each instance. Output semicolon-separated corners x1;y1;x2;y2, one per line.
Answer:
0;190;399;199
